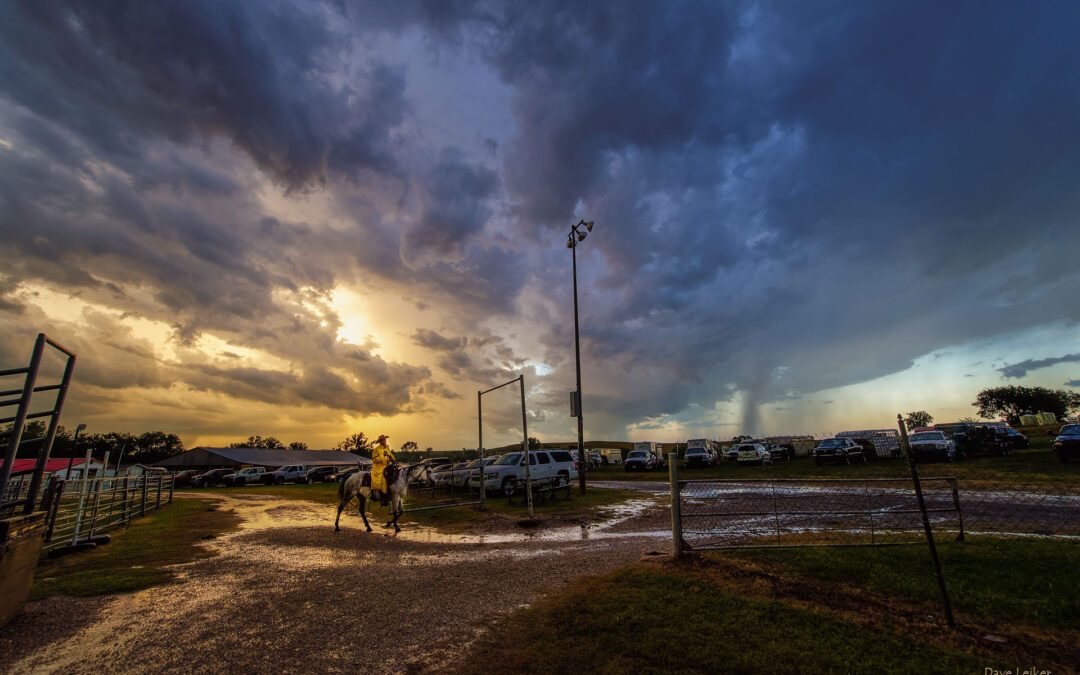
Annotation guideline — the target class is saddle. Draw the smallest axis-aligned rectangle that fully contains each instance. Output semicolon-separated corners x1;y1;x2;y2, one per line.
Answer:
360;465;399;490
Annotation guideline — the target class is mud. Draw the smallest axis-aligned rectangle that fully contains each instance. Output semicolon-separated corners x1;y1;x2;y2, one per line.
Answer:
0;495;661;674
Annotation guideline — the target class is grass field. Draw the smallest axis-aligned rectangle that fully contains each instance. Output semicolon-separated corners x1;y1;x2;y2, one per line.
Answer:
457;566;1003;674
30;498;241;600
722;538;1080;630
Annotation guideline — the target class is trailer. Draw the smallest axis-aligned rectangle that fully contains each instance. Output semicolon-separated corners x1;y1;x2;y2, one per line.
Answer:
835;429;901;459
686;438;718;461
760;435;817;458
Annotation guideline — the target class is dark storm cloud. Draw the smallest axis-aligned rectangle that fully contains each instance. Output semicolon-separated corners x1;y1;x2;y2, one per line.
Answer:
431;0;1080;432
411;329;467;352
1;1;407;190
999;354;1080;380
403;148;499;261
1066;380;1080;388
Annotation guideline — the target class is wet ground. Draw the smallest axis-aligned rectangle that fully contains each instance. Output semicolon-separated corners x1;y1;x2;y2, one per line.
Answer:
1;493;669;674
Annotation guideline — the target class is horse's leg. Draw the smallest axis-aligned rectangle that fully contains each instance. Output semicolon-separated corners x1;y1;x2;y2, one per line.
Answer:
335;499;344;532
357;496;372;532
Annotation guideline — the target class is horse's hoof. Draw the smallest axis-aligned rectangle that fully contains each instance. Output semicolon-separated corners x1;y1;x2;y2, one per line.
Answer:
365;527;372;532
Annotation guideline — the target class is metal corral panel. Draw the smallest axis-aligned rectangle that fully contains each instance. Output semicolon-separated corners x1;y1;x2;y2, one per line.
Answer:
155;447;369;468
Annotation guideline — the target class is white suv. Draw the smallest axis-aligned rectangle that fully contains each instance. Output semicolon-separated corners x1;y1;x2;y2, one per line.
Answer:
470;450;578;496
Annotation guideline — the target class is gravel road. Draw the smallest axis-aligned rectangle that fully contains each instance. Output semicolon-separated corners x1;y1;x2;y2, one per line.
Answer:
1;494;667;674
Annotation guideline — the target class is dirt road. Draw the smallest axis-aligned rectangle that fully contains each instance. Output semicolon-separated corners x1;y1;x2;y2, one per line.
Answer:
1;494;666;674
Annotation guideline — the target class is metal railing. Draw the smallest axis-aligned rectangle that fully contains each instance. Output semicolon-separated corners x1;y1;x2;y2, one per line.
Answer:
39;474;174;553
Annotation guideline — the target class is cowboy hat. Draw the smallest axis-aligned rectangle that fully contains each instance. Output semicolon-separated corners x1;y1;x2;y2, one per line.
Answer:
377;433;390;443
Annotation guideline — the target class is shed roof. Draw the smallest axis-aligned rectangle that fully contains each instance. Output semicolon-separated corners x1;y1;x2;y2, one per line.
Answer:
154;447;370;468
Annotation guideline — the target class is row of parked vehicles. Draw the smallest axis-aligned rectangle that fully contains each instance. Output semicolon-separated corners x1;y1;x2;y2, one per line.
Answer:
423;449;581;497
173;464;364;488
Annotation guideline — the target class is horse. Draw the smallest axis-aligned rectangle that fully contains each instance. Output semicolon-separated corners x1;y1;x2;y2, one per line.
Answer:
334;462;431;533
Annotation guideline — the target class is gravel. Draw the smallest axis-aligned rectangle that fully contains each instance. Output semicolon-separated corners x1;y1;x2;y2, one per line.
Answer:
1;495;661;674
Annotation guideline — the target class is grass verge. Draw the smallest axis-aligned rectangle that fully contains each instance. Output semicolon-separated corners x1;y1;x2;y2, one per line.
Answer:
30;498;241;600
457;565;999;674
722;538;1080;630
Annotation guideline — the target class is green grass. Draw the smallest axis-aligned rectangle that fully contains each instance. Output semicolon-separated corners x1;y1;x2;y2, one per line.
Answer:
181;482;642;532
723;538;1080;630
458;566;998;674
30;498;241;600
592;433;1076;486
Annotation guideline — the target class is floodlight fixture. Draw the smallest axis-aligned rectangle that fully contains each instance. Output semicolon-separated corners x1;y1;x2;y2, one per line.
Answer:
577;230;587;242
584;220;594;232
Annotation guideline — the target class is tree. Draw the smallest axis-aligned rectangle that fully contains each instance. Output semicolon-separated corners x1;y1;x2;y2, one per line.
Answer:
336;432;372;455
973;386;1080;426
129;431;185;464
527;437;542;450
288;441;309;450
399;441;418;452
229;434;284;449
903;411;934;431
731;434;752;442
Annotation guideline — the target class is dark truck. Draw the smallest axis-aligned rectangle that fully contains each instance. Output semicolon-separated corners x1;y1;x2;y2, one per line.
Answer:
933;423;1010;458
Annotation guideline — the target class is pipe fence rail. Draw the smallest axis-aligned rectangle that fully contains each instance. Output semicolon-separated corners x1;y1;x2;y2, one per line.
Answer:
38;473;174;554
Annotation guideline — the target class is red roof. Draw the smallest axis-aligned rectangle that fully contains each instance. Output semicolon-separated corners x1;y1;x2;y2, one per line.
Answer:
1;458;93;474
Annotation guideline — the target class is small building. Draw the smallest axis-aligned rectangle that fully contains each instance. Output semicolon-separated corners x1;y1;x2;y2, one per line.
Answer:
154;447;370;471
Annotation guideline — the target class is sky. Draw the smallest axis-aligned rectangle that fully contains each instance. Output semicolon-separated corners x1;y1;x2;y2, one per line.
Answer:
1;1;1079;451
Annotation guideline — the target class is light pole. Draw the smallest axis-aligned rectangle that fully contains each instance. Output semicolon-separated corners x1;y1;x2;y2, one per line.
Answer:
567;219;593;495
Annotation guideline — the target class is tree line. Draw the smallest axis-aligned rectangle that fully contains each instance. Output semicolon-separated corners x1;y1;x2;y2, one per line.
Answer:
6;421;185;464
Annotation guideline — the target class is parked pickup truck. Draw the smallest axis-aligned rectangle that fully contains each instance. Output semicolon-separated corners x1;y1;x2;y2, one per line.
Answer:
222;466;266;486
260;465;310;485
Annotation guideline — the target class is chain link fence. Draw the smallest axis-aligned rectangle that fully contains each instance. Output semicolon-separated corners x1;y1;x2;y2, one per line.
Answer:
674;473;1079;550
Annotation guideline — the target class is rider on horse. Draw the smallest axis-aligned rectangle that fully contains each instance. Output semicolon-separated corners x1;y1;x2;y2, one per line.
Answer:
371;434;395;507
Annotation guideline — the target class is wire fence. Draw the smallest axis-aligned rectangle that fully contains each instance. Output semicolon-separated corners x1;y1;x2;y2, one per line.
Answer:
39;474;173;554
674;474;1080;550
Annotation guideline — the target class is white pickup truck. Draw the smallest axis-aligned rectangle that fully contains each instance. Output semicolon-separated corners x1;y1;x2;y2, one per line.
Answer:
469;450;578;497
222;466;265;486
260;465;310;485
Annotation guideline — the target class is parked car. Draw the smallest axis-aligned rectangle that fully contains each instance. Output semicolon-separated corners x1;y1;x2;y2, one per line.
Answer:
332;467;361;484
470;450;578;496
761;442;791;461
304;466;338;483
222;466;266;486
1004;427;1029;449
682;446;714;468
907;431;957;463
260;465;310;485
812;438;866;465
171;470;200;487
1052;424;1080;463
624;449;660;471
734;443;772;465
434;462;473;489
192;468;233;487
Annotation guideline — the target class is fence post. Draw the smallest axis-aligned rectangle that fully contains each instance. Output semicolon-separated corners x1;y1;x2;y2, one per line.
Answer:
121;477;130;524
899;414;954;628
140;476;147;517
168;473;174;503
88;477;104;538
670;459;682;556
44;480;66;542
946;477;965;542
156;474;162;509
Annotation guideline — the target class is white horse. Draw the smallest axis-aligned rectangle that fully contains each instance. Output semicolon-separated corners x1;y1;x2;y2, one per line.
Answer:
334;462;431;533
